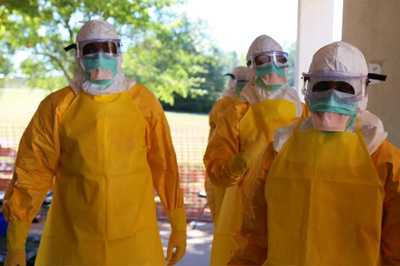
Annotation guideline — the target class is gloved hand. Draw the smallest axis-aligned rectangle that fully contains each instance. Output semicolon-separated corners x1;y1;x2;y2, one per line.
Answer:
5;221;30;266
224;134;268;186
166;208;187;265
224;154;248;184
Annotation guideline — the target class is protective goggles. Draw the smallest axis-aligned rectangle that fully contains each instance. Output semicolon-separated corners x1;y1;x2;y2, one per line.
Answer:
225;73;249;88
67;39;121;58
250;51;289;68
225;73;249;82
307;88;361;108
303;71;367;99
236;79;249;87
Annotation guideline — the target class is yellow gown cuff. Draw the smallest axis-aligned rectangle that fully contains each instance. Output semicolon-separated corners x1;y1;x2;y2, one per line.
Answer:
7;221;30;251
167;208;187;232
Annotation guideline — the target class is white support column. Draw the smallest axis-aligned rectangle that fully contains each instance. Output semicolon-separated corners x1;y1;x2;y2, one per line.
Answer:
295;0;343;93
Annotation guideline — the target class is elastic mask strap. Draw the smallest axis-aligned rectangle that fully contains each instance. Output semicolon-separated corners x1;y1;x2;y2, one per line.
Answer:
346;113;356;130
64;43;77;52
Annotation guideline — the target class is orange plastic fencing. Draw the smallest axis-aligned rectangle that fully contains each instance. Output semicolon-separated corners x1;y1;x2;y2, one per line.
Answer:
159;113;211;222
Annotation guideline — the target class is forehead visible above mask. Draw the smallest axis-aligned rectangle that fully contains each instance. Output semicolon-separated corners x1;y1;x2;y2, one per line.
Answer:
77;20;119;42
246;35;283;65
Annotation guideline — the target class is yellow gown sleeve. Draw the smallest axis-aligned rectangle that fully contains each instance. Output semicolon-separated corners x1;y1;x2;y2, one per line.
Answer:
3;89;74;223
371;140;400;265
206;97;239;214
148;110;184;211
208;97;237;140
208;99;221;140
206;98;226;218
3;87;74;254
203;101;249;187
132;85;184;211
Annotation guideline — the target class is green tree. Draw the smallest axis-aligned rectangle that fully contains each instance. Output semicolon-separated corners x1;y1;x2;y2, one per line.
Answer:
162;48;239;113
20;57;65;89
0;0;179;87
123;17;206;103
1;0;238;107
0;54;13;77
122;16;237;105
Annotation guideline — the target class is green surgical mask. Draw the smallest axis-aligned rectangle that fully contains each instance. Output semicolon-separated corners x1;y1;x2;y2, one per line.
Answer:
255;63;287;91
82;53;118;89
310;94;357;128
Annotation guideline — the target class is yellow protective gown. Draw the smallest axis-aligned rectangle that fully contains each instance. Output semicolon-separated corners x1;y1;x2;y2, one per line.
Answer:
204;100;249;266
206;95;243;222
4;84;184;266
204;98;301;266
264;124;400;266
372;140;400;265
228;99;298;266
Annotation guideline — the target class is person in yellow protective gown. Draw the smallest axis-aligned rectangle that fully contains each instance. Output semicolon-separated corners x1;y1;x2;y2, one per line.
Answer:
204;34;304;266
264;41;400;266
205;66;253;223
3;20;186;266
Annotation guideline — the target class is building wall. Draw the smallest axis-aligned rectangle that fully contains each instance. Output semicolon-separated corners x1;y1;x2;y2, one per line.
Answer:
343;0;400;145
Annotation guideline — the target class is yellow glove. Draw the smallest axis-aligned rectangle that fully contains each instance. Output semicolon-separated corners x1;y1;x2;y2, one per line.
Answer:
5;221;30;266
224;138;268;186
166;208;187;265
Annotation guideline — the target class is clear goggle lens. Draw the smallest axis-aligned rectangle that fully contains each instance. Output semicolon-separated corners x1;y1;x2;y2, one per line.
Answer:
252;51;289;68
303;72;367;99
79;40;120;57
308;89;361;106
236;79;248;88
236;79;248;84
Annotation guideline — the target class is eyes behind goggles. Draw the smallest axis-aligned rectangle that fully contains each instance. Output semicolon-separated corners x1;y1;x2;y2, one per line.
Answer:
236;79;248;86
252;51;289;67
225;73;249;85
312;81;355;95
80;40;120;57
308;88;361;106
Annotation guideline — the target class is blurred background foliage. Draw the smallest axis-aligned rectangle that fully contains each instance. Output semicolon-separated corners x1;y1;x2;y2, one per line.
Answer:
0;0;295;113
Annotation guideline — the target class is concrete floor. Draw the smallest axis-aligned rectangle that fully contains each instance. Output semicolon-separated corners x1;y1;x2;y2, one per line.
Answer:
160;221;213;266
0;219;214;266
